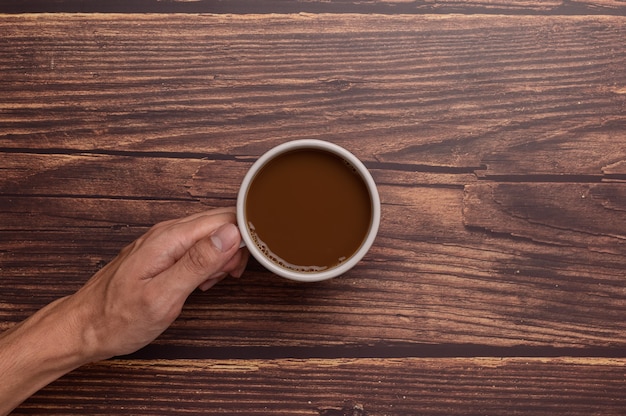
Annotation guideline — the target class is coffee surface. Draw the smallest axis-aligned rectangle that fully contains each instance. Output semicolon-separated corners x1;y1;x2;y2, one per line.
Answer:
246;149;372;272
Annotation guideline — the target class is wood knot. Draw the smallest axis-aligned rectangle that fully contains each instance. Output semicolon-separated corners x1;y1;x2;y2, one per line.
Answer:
322;78;354;91
318;402;367;416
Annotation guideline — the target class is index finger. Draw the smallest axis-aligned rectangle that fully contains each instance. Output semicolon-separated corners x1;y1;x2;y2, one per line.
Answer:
150;222;243;300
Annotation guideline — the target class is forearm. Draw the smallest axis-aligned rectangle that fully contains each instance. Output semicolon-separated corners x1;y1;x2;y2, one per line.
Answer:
0;296;96;415
0;211;247;415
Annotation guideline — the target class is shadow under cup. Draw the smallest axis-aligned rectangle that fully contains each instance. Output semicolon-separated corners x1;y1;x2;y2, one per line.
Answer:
236;140;381;282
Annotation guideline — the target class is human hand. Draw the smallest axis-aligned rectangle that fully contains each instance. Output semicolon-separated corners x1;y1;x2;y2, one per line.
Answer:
67;207;248;361
0;208;248;415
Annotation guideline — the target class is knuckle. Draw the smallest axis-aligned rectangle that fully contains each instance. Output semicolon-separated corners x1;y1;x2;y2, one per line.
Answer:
184;239;219;275
143;284;182;325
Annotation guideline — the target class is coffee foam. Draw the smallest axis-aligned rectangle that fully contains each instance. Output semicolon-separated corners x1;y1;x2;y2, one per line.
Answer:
248;222;332;273
342;158;358;174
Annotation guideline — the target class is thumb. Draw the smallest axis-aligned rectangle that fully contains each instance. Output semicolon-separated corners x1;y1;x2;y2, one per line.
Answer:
158;223;241;295
208;223;241;253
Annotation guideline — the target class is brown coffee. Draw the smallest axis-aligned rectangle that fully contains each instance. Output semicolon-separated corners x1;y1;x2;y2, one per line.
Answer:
245;148;372;273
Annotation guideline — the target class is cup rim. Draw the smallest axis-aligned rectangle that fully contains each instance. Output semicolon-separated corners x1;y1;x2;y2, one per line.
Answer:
236;139;380;282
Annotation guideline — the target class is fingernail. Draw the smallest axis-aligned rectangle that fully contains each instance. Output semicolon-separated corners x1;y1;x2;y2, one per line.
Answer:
210;223;240;252
199;279;218;291
199;272;227;291
209;271;228;280
231;263;246;278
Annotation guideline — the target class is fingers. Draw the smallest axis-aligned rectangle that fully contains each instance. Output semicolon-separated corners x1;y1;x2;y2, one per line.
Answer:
127;208;237;258
155;207;236;230
196;246;249;291
154;223;244;297
198;274;227;292
231;248;249;278
137;211;238;270
115;209;248;301
209;222;240;253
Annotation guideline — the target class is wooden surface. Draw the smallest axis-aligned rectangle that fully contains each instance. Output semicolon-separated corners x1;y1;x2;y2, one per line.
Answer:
1;1;625;415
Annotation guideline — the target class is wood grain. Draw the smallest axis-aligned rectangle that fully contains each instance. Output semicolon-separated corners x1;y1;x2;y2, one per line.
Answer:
2;186;625;349
1;14;624;170
1;12;626;416
1;0;625;15
463;183;626;250
12;358;626;415
1;14;625;354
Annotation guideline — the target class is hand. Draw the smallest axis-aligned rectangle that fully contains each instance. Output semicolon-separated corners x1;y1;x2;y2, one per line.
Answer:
71;207;249;360
0;208;249;416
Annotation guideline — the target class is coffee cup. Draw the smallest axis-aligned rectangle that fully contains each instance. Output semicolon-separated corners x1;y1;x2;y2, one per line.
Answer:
236;139;380;282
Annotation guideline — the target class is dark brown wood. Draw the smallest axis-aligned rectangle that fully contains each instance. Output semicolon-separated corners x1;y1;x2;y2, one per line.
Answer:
1;10;625;416
0;0;625;15
1;14;624;181
2;184;625;349
12;358;626;415
463;183;626;248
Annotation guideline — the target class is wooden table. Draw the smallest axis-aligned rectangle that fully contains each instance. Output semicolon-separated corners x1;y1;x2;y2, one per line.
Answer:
1;1;625;414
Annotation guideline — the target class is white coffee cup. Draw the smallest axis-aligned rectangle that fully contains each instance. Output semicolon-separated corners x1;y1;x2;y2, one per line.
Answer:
236;139;380;282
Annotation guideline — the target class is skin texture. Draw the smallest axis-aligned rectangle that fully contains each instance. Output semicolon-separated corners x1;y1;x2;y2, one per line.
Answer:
0;208;249;415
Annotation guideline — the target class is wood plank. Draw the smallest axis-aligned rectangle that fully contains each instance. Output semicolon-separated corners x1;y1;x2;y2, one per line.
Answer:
1;14;624;175
476;123;626;179
0;154;473;201
463;182;626;251
1;13;625;359
0;0;625;15
12;358;626;415
2;184;625;349
2;11;625;416
0;153;211;200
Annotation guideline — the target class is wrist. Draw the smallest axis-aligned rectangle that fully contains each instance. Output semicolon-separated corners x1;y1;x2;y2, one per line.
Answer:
29;295;97;367
0;295;96;414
